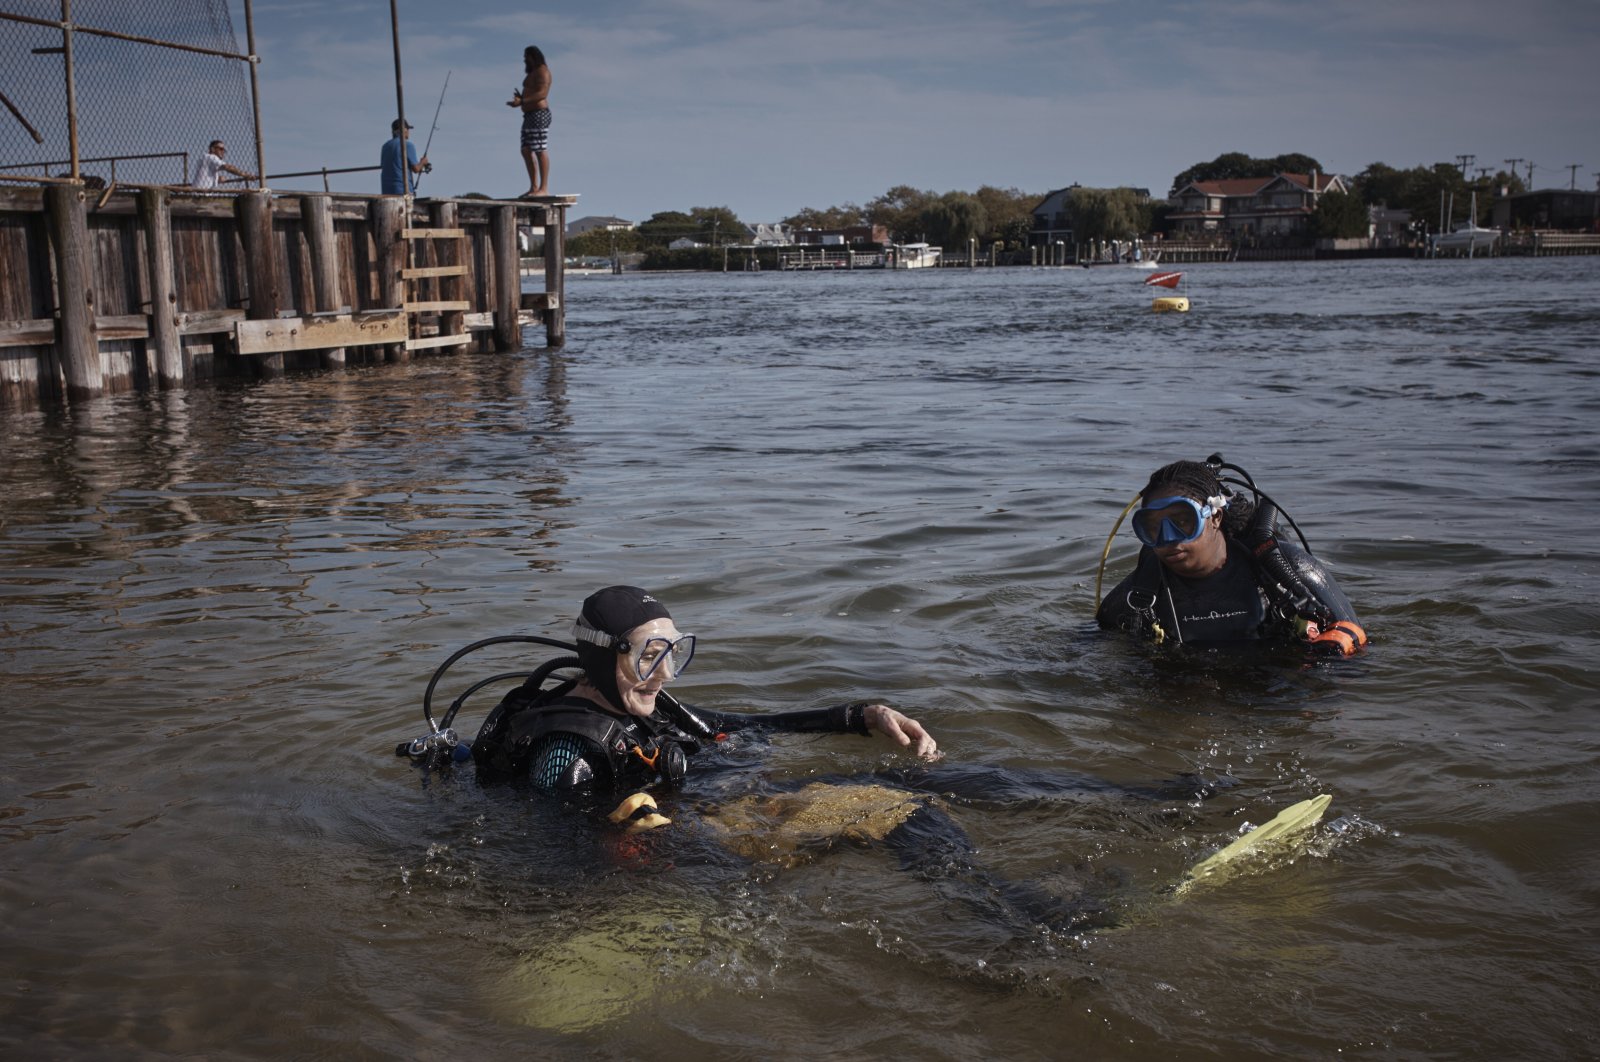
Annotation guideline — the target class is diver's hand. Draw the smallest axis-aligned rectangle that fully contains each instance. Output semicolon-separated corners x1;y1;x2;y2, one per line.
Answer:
863;703;940;761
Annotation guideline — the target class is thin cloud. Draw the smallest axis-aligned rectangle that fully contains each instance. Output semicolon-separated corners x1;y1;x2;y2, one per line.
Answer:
235;0;1598;218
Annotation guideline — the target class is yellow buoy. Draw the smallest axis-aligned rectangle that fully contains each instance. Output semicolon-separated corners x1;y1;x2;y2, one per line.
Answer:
1152;296;1190;313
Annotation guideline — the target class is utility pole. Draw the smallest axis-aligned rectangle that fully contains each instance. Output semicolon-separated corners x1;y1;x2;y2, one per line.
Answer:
388;0;411;195
1503;158;1523;186
1565;164;1582;190
1525;160;1536;187
1455;153;1475;179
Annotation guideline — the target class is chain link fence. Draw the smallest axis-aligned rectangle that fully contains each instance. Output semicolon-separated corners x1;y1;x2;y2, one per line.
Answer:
0;0;257;187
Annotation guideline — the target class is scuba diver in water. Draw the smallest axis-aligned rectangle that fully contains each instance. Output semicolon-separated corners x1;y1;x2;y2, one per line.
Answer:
401;585;937;815
397;583;1335;942
1096;455;1366;654
399;585;1135;933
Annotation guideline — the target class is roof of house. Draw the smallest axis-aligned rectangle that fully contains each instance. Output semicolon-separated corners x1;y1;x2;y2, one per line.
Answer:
1031;185;1151;213
1177;172;1339;196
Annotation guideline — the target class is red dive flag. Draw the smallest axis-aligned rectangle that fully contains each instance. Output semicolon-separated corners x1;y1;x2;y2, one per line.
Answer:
1145;271;1183;289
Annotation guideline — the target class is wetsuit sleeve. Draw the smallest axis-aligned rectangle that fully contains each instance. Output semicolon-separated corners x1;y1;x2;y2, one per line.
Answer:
690;702;875;737
1268;541;1359;625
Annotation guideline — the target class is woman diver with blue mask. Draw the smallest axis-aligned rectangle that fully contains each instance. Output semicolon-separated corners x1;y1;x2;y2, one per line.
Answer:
1096;455;1366;653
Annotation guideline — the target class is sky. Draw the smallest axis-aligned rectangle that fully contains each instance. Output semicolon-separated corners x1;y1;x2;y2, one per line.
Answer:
237;0;1598;224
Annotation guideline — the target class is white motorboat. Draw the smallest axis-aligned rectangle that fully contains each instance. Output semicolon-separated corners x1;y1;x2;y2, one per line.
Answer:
890;242;941;269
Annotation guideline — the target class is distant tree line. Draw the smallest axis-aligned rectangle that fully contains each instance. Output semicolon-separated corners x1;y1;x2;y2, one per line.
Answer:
566;151;1531;259
568;185;1043;258
783;184;1040;249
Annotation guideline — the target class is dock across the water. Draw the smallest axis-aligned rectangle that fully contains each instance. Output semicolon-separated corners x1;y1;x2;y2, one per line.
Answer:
0;185;576;410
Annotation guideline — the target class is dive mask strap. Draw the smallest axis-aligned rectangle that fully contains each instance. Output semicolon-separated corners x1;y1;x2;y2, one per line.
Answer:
572;619;619;651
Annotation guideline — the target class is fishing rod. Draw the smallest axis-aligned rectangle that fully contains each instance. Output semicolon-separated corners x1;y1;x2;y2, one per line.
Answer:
413;69;450;193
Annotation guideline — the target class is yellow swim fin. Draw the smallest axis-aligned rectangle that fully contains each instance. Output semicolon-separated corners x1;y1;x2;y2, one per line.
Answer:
1175;793;1332;898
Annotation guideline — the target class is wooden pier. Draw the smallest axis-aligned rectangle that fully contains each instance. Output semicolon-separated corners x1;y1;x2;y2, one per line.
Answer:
0;184;574;410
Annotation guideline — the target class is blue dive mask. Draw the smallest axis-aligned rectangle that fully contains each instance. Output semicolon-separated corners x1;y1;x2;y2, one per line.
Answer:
1132;495;1222;548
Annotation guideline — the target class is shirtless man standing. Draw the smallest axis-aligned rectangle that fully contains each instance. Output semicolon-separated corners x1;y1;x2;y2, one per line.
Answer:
508;46;552;197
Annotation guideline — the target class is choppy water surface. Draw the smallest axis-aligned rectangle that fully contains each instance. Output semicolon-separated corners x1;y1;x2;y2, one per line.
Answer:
4;259;1598;1059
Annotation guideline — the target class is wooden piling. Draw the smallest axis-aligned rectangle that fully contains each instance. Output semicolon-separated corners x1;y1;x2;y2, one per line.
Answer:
235;190;283;377
138;187;184;387
542;204;565;348
370;197;408;363
43;184;101;401
301;194;345;369
489;204;519;351
430;200;465;349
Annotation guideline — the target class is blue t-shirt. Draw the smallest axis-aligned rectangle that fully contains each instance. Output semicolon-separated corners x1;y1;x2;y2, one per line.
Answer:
380;136;419;194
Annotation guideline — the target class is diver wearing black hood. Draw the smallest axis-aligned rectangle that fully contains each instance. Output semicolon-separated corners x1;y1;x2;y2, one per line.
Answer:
1096;457;1366;653
467;586;938;800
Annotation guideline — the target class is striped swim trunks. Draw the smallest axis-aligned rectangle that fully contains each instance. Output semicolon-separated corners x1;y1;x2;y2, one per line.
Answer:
521;108;552;152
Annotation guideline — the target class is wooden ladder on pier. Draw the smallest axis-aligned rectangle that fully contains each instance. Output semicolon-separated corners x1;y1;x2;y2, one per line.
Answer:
400;223;471;352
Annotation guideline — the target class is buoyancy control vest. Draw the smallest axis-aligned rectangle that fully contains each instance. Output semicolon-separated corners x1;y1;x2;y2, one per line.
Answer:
1102;540;1268;644
472;681;702;793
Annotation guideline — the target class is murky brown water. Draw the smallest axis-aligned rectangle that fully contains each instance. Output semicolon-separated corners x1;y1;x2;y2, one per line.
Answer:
4;260;1599;1058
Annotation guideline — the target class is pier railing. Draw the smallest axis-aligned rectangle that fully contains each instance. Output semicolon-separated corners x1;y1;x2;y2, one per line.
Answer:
0;151;192;187
778;248;885;270
1501;230;1600;256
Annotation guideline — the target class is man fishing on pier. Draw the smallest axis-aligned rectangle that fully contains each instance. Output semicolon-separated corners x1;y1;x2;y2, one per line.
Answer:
380;118;429;195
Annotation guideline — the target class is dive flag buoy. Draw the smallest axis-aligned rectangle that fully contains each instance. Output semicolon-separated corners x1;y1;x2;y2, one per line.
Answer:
1145;270;1188;312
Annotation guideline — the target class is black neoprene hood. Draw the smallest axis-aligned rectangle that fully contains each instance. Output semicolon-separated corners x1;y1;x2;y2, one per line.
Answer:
574;585;673;709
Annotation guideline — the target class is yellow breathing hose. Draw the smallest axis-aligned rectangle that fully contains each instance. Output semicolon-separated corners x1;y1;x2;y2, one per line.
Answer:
1094;493;1145;610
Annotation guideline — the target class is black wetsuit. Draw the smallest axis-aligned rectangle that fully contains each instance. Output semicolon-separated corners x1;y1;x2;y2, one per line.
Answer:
463;680;1224;936
1097;536;1357;647
471;679;872;797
